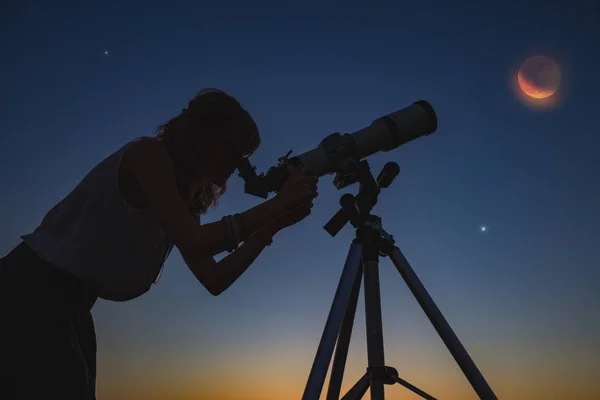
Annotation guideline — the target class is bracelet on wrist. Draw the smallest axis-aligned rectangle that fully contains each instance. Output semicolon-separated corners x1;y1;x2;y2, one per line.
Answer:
228;215;240;247
234;213;249;240
222;215;240;253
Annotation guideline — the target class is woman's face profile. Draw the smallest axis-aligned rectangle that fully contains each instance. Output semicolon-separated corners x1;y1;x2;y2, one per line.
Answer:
206;136;246;188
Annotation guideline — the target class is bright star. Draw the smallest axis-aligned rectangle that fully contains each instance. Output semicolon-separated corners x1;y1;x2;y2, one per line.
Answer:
104;50;108;55
480;226;487;232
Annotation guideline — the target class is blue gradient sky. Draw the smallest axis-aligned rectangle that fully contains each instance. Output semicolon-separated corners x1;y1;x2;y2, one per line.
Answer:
1;1;599;399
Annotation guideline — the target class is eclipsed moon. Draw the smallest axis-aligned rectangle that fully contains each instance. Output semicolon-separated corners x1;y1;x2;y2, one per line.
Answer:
517;56;561;99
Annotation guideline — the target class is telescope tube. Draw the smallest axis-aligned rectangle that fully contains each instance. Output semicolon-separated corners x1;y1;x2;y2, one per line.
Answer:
293;100;437;177
237;100;437;198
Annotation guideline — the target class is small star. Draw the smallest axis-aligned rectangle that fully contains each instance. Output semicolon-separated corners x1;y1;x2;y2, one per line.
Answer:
480;226;487;232
104;50;108;55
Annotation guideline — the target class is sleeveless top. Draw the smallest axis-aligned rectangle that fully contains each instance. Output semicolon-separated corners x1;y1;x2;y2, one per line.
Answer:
21;138;178;302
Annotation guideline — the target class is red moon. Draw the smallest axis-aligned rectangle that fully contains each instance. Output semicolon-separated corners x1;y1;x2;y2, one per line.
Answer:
517;56;561;99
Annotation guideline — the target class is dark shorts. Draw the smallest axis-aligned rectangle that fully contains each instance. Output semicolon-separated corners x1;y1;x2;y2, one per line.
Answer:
0;242;98;400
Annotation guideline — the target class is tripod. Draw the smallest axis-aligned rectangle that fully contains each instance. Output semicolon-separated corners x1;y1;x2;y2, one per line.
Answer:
301;160;498;400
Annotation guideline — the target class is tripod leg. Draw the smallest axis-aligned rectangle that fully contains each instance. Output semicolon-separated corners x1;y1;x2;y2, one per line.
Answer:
363;248;386;400
302;242;364;400
326;262;364;400
340;373;371;400
388;248;498;400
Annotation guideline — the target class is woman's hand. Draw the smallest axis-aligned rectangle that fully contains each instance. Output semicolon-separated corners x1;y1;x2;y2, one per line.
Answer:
254;166;318;242
271;202;313;232
252;201;313;247
274;166;319;214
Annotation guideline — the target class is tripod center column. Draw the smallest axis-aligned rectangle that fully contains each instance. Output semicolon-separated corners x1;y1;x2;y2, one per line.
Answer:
361;229;387;399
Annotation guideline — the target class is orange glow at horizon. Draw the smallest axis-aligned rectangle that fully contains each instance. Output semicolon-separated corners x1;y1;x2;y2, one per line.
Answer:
94;333;600;400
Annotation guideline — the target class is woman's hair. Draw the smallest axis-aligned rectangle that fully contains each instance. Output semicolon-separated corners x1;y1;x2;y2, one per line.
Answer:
156;88;260;215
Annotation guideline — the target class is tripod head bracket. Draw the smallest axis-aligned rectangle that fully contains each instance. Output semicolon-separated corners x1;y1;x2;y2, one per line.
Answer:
362;216;395;246
323;160;400;237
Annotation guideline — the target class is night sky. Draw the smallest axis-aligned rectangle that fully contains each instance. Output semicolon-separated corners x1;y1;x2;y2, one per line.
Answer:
1;2;599;399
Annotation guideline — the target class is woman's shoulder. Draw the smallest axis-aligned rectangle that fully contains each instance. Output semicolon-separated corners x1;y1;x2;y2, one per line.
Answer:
122;137;171;172
118;137;170;210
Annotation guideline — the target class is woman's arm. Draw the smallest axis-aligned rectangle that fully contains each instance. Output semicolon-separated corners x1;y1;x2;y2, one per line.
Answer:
187;205;309;295
186;229;275;296
203;166;318;244
128;138;315;292
127;138;280;258
201;196;284;244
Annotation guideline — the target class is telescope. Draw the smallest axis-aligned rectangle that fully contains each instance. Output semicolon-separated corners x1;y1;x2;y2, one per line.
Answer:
236;100;438;198
236;99;500;399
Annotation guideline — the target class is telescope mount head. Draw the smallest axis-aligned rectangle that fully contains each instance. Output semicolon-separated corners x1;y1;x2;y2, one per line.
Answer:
323;159;400;238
